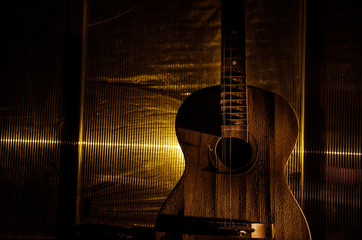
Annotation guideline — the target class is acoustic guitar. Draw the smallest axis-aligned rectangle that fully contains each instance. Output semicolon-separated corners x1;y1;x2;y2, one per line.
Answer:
155;0;311;239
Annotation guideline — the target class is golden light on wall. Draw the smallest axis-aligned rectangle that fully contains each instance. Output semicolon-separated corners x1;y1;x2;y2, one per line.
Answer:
3;138;361;157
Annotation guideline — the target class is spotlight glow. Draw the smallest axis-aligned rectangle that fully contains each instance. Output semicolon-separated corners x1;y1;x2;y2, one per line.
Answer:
0;138;181;150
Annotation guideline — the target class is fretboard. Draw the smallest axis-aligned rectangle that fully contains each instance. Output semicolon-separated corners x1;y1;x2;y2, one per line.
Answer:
221;0;248;141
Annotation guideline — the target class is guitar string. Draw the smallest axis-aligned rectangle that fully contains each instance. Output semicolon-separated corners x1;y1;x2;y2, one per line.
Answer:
225;20;234;230
228;26;233;228
223;13;231;228
229;24;239;234
221;12;226;227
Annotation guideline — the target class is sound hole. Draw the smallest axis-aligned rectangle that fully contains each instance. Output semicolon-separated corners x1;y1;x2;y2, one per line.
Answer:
216;137;254;171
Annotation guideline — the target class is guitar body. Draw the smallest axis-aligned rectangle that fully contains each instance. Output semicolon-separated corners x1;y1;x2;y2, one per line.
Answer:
155;85;311;239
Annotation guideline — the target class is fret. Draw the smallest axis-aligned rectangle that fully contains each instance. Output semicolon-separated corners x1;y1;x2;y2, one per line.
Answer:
221;66;246;73
221;98;246;104
221;112;247;119
222;91;247;95
221;86;247;92
222;116;248;122
221;82;246;85
221;56;245;61
221;104;247;108
221;106;247;113
221;113;247;120
222;120;248;125
221;59;246;71
222;125;248;130
222;120;248;126
222;76;246;80
221;90;247;94
221;101;246;107
220;99;247;107
222;112;247;118
227;115;247;120
221;56;246;63
223;117;248;122
221;99;247;105
221;109;247;114
224;117;248;122
221;78;246;85
221;105;247;112
222;85;247;90
221;125;248;131
221;92;247;98
221;97;246;102
222;84;247;90
221;73;246;78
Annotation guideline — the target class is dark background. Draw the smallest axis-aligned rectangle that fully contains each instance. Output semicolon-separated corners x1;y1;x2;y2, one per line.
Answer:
0;0;361;239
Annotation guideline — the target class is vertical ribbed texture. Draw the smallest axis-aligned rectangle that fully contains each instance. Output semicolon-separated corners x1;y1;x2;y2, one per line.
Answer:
325;1;362;238
0;1;65;238
304;0;362;239
77;0;220;228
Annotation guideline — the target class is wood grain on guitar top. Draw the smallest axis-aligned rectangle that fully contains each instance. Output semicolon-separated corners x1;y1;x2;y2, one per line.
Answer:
155;85;311;239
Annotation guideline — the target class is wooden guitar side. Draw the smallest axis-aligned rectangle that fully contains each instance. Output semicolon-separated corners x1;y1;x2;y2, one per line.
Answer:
155;85;311;240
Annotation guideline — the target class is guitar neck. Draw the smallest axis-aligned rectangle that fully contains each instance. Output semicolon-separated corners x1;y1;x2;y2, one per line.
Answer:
220;0;248;141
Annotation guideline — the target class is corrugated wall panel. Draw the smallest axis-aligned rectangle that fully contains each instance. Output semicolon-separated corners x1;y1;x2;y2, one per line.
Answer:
0;1;66;238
